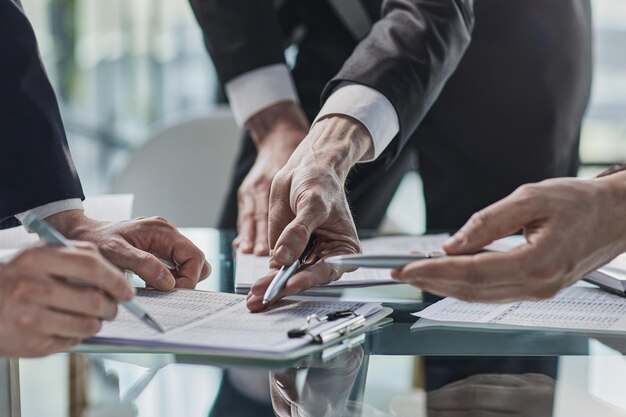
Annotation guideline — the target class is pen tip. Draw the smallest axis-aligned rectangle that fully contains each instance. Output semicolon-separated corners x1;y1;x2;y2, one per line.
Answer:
145;316;165;333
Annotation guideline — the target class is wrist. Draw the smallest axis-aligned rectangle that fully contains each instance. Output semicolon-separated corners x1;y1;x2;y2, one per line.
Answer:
306;115;372;180
45;209;93;239
246;101;309;149
595;171;626;250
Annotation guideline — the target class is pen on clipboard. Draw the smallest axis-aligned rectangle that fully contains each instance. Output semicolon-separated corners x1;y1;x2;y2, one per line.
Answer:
23;214;165;334
263;237;317;305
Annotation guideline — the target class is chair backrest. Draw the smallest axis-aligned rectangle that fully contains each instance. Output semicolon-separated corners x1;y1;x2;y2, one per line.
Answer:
111;108;240;227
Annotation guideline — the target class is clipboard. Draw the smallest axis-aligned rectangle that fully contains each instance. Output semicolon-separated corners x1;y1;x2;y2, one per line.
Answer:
76;288;393;367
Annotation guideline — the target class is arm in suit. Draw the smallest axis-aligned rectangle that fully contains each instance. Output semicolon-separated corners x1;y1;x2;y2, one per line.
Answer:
321;0;475;165
0;0;84;229
188;0;286;85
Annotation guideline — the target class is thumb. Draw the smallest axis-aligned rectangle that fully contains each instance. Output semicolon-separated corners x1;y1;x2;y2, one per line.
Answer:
445;192;541;255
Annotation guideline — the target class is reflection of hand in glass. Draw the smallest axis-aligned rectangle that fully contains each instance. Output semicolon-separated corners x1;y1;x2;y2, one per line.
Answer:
427;373;555;417
270;347;364;417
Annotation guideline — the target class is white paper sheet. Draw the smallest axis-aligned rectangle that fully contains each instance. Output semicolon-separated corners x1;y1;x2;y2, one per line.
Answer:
0;194;134;249
95;288;382;353
235;234;450;289
412;286;626;333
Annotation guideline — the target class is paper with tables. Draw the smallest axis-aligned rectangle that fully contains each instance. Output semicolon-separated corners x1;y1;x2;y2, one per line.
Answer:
412;286;626;333
235;234;450;289
92;288;383;354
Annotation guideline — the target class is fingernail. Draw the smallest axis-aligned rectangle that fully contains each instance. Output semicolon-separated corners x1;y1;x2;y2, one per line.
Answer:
157;271;174;290
275;246;294;264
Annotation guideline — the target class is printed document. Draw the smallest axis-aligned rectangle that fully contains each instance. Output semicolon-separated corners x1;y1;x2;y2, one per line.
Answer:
93;288;382;353
412;286;626;333
235;234;450;289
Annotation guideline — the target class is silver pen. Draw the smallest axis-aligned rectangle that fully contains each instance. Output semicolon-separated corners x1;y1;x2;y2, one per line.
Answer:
23;214;165;333
263;237;316;305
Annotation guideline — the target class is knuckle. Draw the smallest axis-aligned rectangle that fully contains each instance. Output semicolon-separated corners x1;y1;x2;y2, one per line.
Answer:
17;311;40;331
468;210;489;230
87;292;106;313
12;280;42;303
81;318;102;336
289;223;311;243
151;216;168;224
515;183;541;202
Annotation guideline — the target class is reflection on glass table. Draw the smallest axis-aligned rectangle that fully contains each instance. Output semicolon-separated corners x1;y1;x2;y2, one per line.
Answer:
8;228;626;417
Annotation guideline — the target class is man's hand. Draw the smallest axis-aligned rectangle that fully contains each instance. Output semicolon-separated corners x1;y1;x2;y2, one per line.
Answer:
246;115;373;311
391;174;626;302
46;211;211;291
235;101;309;255
0;243;134;357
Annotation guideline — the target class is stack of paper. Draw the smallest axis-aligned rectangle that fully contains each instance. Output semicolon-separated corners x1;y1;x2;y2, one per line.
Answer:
235;234;450;290
412;286;626;333
93;288;384;354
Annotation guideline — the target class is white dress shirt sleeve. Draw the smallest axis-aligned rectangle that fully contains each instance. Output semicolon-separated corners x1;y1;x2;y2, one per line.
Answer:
313;82;400;162
15;198;84;232
225;63;299;126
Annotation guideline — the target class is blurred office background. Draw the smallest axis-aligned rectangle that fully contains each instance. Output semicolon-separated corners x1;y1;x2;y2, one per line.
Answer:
19;0;626;229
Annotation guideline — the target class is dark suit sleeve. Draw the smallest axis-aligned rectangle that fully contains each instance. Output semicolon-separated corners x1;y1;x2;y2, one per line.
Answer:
321;0;475;166
188;0;286;84
0;0;84;229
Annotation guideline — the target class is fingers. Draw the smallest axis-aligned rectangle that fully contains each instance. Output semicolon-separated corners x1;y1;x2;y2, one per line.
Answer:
253;187;270;255
444;186;543;255
11;305;102;340
246;261;348;311
392;250;562;302
11;246;134;301
115;217;211;289
40;279;118;320
268;172;294;252
237;191;256;253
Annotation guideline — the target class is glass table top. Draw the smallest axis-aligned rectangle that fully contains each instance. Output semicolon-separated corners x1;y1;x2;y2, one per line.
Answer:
5;228;626;417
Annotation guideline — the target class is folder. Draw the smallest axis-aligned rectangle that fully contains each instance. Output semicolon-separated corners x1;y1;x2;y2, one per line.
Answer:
83;288;392;362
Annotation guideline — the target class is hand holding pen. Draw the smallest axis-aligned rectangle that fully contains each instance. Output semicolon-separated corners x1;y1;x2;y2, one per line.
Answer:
24;215;165;333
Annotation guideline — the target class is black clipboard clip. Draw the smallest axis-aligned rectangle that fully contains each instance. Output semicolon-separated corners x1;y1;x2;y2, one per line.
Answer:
287;309;366;344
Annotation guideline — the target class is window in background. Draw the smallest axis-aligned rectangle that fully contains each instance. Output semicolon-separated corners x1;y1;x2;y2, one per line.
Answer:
583;0;626;166
23;0;220;192
21;0;626;194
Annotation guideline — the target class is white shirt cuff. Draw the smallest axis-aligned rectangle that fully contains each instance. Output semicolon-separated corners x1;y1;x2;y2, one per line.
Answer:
15;199;84;232
313;83;400;162
225;64;299;126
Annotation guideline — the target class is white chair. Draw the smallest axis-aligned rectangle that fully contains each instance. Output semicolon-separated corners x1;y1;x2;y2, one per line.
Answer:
111;108;240;227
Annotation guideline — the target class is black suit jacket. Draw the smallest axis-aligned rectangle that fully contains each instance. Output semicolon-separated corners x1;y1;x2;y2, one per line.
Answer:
190;0;475;162
189;0;591;168
0;0;84;229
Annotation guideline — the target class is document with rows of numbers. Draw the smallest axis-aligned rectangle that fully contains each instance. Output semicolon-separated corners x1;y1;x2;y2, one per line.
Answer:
411;286;626;333
235;234;450;289
91;288;382;354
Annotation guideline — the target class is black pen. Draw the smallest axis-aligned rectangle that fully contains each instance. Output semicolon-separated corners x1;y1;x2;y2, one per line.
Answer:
262;237;317;305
